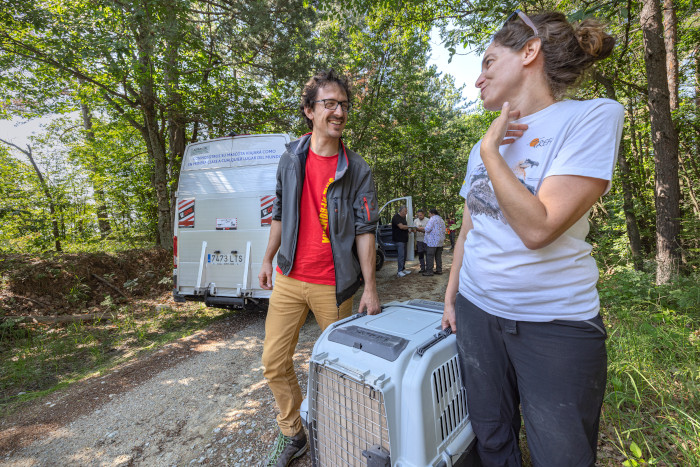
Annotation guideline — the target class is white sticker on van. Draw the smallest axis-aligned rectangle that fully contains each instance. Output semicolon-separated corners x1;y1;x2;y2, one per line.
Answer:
178;199;195;228
260;195;275;226
216;218;237;230
191;145;210;156
186;149;281;169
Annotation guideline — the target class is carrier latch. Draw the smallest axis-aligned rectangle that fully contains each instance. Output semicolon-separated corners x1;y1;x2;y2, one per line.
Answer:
362;445;390;467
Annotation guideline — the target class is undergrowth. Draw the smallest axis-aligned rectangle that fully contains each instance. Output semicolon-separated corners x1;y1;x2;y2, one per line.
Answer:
1;260;698;466
599;267;700;466
0;302;237;415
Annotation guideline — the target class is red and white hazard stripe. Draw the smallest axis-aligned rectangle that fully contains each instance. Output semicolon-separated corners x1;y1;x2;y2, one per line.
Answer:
260;195;275;226
178;199;195;228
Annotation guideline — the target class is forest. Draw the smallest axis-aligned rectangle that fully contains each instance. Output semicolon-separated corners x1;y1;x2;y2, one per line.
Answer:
1;0;699;464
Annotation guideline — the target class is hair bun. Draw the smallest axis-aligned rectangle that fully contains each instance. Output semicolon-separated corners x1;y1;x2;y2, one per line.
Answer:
575;19;615;60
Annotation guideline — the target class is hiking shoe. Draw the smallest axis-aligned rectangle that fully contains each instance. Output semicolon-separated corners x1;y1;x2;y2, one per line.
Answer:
402;269;412;275
397;271;406;278
264;430;308;467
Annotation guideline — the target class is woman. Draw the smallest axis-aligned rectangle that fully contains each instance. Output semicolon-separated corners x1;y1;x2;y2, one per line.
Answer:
442;11;624;467
423;208;446;275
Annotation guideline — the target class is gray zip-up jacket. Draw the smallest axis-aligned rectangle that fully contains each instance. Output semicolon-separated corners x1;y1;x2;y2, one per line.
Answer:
272;133;379;305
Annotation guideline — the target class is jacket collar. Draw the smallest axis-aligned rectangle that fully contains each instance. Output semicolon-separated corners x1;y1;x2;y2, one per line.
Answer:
289;133;349;180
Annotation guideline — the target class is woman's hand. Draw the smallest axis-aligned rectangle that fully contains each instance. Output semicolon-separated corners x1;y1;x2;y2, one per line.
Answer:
478;102;609;250
482;102;528;156
442;304;457;333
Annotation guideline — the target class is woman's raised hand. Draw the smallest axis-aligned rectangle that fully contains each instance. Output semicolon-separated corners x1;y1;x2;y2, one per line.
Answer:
482;102;528;156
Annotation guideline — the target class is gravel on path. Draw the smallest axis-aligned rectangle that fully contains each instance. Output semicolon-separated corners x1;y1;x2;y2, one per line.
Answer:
1;253;451;466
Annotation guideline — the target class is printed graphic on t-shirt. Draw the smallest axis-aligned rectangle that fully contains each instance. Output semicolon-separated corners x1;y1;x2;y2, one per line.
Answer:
529;137;553;149
288;149;338;285
513;159;539;194
319;178;333;243
467;160;539;223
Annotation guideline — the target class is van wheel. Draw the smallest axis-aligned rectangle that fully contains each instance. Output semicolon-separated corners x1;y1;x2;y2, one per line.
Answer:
376;250;385;271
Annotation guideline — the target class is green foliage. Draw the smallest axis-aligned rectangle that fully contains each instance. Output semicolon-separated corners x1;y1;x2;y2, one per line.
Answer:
1;1;699;463
0;146;51;251
1;0;325;246
600;267;700;465
0;303;238;411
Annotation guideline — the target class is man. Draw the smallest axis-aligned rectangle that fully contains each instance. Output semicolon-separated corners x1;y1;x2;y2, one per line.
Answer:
414;209;429;273
422;208;446;276
446;217;456;250
258;69;381;467
391;205;411;277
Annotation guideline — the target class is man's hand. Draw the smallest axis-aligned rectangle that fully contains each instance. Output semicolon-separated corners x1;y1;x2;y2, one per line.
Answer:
358;288;381;315
258;220;281;290
258;262;273;290
355;233;381;315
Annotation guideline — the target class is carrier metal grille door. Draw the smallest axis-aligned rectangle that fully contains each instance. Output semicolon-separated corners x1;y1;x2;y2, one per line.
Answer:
310;363;390;466
432;356;468;442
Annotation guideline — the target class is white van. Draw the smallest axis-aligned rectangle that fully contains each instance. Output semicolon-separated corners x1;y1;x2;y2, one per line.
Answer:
172;133;293;308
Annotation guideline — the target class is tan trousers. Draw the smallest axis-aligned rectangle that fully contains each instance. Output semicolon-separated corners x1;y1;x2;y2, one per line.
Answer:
262;272;352;436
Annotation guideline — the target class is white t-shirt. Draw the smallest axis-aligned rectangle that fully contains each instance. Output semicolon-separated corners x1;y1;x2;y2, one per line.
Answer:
458;99;624;322
414;217;429;242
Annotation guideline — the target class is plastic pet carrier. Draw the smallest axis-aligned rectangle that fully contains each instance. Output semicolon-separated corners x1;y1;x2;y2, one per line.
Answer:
300;300;479;467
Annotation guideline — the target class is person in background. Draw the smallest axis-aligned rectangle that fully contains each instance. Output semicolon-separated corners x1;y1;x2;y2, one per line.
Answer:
258;69;381;467
446;217;456;250
392;205;412;277
422;208;445;276
442;10;624;466
413;209;429;273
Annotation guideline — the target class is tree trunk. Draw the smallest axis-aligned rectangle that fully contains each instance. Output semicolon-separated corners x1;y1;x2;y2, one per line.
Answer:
142;103;173;249
80;102;112;238
696;48;700;110
0;139;62;251
164;2;186;240
662;0;679;111
619;146;644;270
696;49;700;190
696;50;700;185
640;0;681;284
132;14;173;249
595;72;643;269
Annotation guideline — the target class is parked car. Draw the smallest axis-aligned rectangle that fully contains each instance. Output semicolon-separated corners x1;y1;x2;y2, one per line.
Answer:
375;240;386;271
375;196;415;264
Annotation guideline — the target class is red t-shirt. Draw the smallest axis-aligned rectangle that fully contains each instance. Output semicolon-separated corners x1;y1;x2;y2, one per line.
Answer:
287;148;337;285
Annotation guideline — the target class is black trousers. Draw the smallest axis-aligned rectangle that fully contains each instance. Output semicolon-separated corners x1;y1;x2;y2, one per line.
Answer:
455;294;607;467
416;241;427;270
426;246;443;273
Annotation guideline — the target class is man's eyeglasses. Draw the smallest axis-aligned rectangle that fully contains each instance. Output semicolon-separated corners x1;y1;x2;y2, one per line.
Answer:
504;9;538;36
313;99;352;113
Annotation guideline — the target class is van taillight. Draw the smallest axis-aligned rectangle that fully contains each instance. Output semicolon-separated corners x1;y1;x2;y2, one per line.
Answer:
173;236;178;268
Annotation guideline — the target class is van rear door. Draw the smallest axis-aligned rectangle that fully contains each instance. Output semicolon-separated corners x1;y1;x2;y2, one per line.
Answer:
175;134;290;304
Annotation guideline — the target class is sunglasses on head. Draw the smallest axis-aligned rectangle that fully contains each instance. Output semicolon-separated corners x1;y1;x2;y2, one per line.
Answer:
504;9;538;36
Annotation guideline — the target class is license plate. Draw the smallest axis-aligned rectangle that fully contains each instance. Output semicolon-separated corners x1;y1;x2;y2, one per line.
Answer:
208;253;244;265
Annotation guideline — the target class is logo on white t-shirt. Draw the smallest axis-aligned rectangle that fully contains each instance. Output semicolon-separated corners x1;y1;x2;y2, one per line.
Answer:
529;137;553;148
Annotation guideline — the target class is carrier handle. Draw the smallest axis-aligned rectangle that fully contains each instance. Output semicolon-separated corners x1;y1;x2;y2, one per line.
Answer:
416;327;452;357
328;311;366;330
327;303;392;330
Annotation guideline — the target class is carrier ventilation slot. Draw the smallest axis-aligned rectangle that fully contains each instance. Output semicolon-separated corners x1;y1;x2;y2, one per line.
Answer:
309;363;391;466
432;356;469;442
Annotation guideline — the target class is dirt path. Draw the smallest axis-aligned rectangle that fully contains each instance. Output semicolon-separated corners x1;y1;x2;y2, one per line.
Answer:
1;252;452;466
